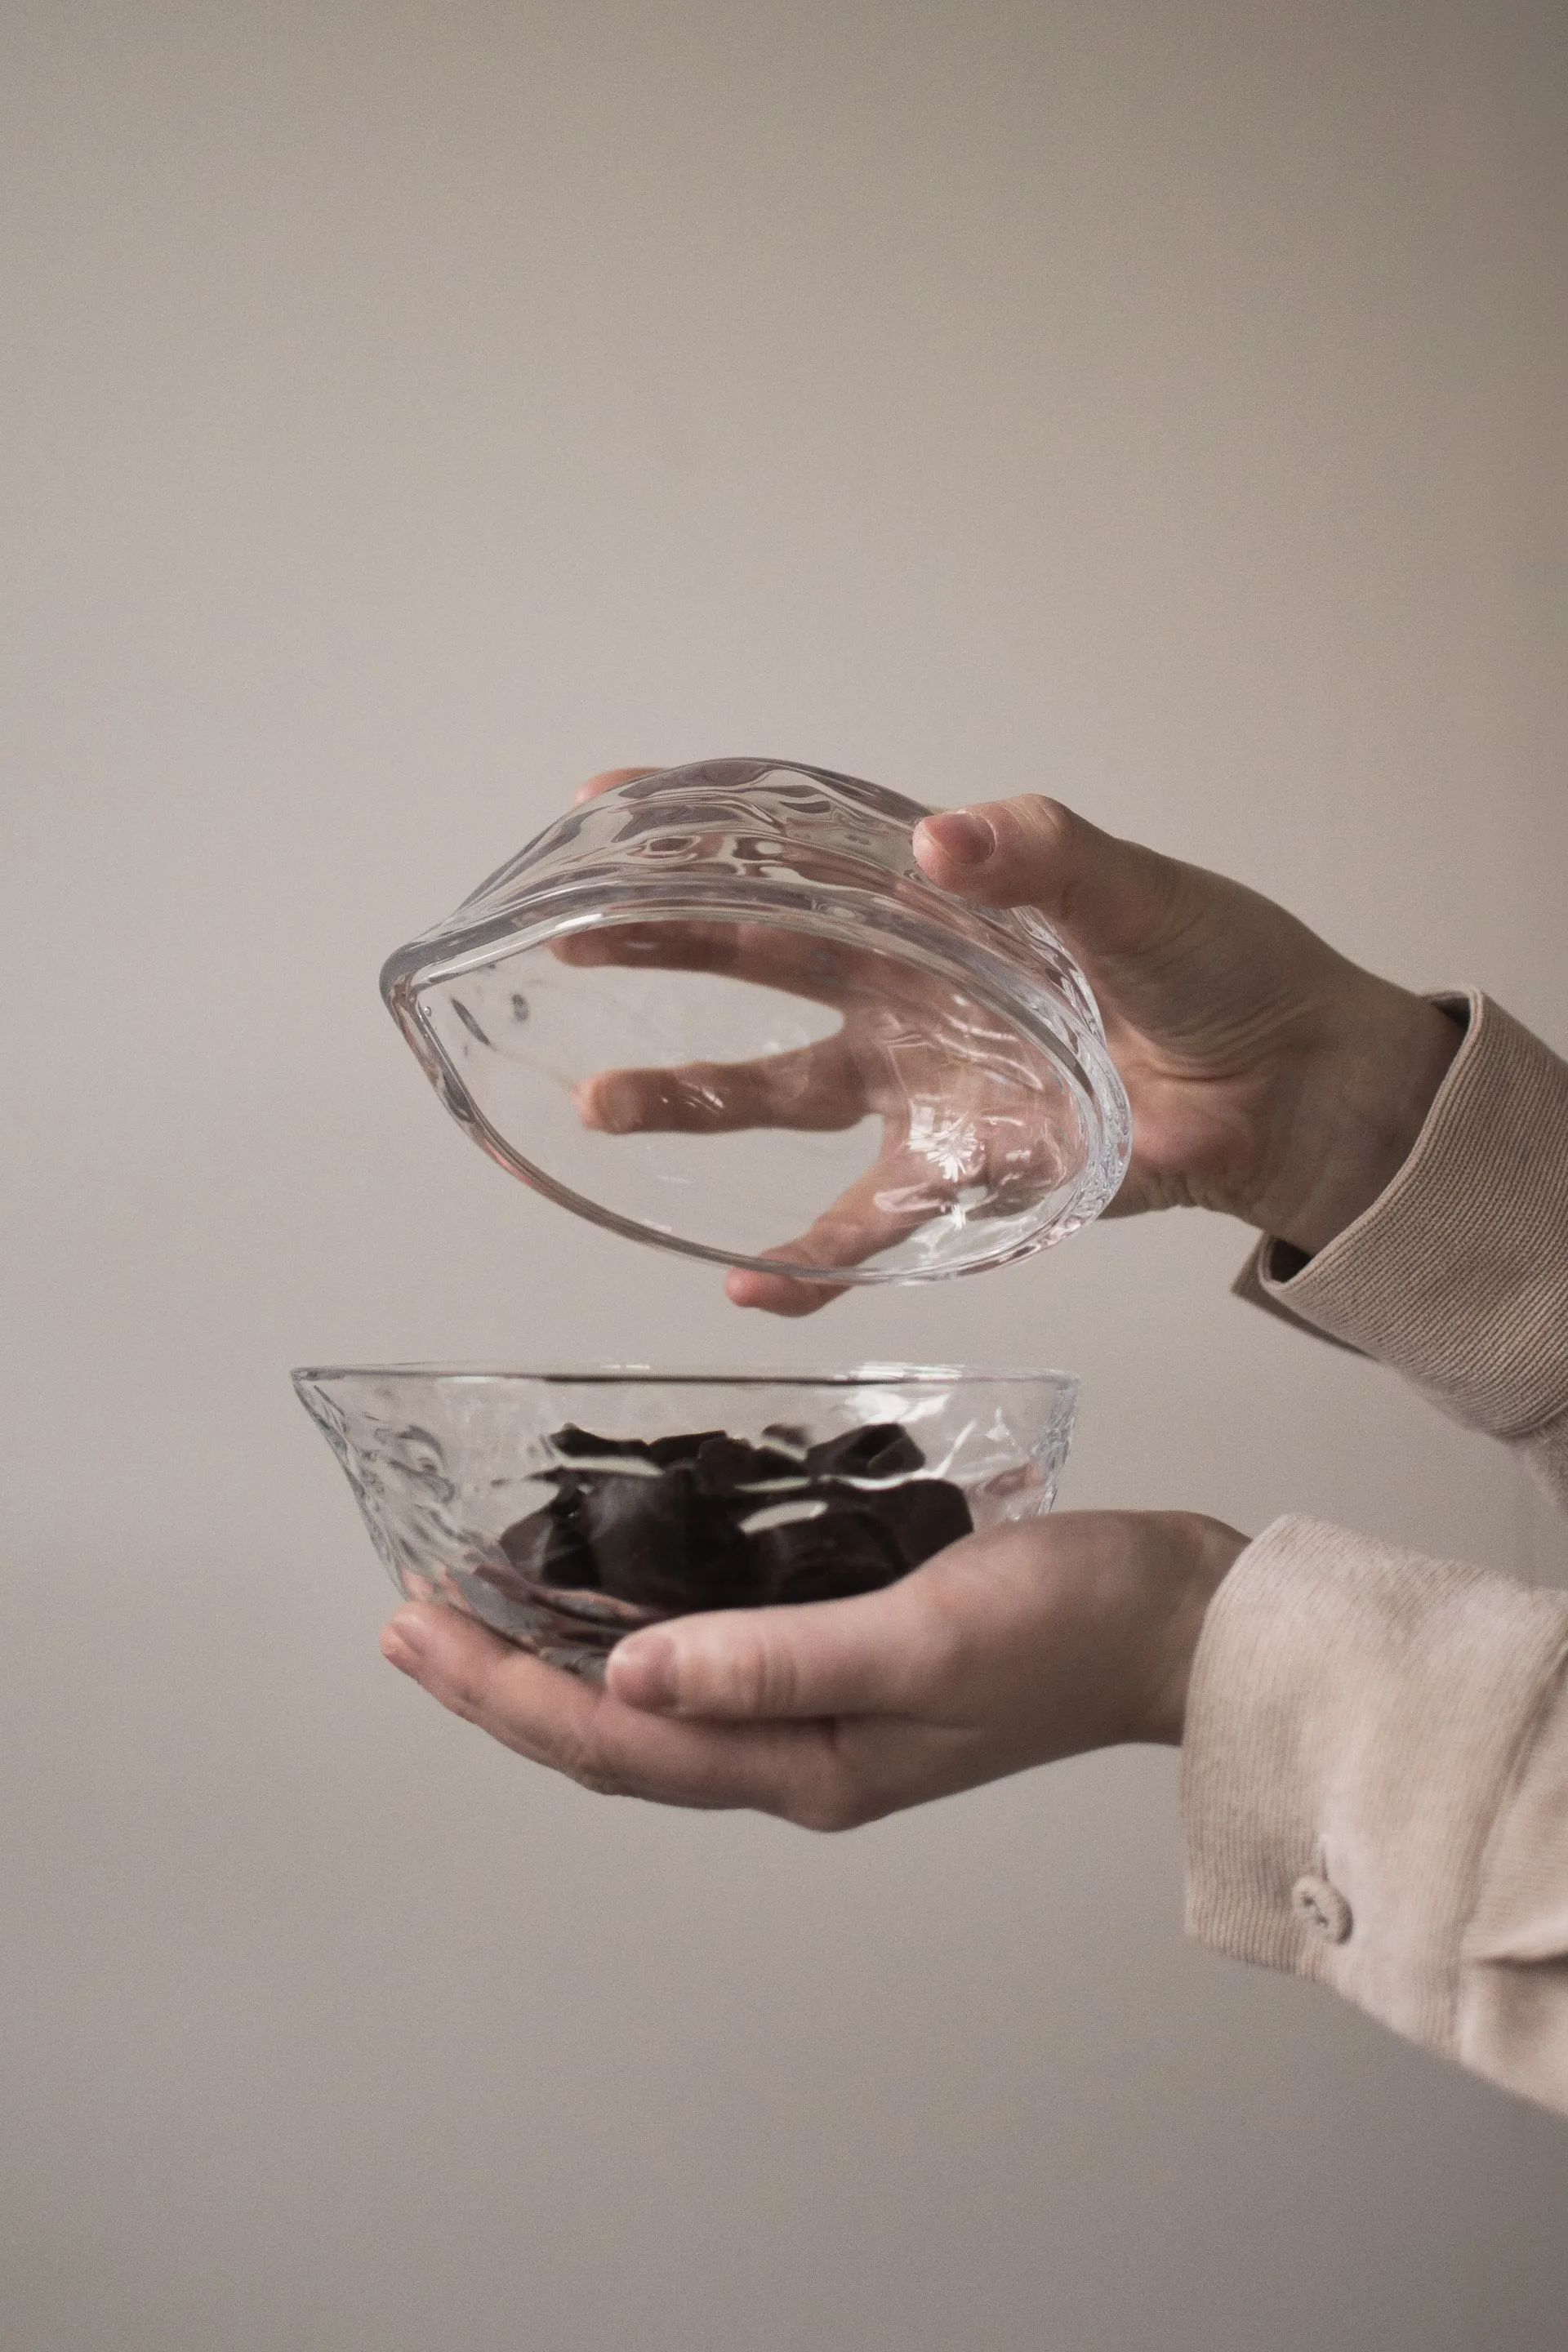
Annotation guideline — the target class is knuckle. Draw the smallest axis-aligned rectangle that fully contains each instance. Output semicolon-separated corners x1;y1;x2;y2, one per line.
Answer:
1015;792;1074;847
1012;795;1077;877
755;1640;804;1717
719;1628;800;1718
973;795;1079;911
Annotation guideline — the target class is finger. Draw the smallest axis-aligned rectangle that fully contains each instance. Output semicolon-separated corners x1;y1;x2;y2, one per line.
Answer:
732;1129;960;1299
719;1120;969;1314
723;1263;849;1316
381;1603;840;1815
573;1037;863;1137
551;917;876;1017
913;796;1188;960
605;1576;947;1722
571;767;663;805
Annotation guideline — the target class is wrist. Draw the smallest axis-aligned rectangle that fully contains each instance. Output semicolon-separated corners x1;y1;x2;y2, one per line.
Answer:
1245;983;1463;1259
1142;1516;1249;1745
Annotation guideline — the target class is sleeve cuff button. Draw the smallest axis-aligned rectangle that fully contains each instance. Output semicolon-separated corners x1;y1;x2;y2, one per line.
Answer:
1291;1873;1352;1944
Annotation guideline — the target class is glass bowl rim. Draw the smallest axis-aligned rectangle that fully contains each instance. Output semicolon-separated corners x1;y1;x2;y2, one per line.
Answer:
291;1361;1080;1389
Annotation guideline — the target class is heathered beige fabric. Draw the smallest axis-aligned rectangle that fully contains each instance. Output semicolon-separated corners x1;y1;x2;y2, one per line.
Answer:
1184;993;1568;2114
1232;991;1568;1489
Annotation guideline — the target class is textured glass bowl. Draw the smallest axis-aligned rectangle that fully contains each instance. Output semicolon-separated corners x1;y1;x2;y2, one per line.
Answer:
381;761;1130;1286
293;1365;1079;1677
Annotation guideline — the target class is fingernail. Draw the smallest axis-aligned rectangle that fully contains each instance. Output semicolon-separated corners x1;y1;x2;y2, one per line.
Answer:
572;1075;633;1134
918;810;995;866
383;1608;428;1668
608;1629;679;1712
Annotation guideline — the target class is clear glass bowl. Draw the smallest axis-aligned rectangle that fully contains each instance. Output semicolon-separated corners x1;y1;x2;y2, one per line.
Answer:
380;761;1130;1285
293;1365;1079;1677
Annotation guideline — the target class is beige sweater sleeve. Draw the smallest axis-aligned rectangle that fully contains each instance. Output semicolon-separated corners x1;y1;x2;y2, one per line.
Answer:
1183;993;1568;2114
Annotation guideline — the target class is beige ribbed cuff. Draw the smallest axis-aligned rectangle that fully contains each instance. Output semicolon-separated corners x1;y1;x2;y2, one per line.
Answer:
1183;1515;1568;2057
1233;992;1568;1437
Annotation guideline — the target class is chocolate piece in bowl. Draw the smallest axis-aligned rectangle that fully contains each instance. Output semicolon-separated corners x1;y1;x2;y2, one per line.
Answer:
748;1503;905;1605
801;1422;925;1481
553;1423;664;1465
575;1463;760;1613
866;1476;975;1570
497;1497;599;1588
499;1420;975;1621
743;1472;973;1602
690;1432;804;1491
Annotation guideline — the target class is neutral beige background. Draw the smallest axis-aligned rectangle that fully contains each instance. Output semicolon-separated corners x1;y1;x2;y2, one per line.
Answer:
2;3;1566;2346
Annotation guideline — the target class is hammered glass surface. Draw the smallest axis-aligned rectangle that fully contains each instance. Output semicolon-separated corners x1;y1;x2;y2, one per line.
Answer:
381;762;1130;1285
293;1365;1079;1677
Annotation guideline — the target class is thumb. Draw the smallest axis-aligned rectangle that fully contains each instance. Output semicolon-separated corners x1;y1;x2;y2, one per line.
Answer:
605;1586;931;1721
913;795;1187;961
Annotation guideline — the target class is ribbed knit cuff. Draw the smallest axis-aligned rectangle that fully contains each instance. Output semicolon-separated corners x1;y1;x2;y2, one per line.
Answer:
1233;994;1568;1437
1183;1516;1568;2056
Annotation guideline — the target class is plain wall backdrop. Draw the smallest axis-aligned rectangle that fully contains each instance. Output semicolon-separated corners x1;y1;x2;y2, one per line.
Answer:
2;3;1566;2347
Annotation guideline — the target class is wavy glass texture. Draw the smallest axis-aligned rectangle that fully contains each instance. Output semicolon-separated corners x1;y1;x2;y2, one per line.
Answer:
293;1367;1079;1678
381;762;1131;1284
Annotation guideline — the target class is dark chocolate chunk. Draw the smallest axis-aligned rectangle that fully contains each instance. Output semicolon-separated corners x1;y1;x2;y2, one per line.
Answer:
553;1423;659;1463
871;1477;973;1568
751;1507;903;1605
803;1423;925;1481
575;1470;693;1610
577;1467;761;1613
499;1502;599;1588
494;1419;973;1634
692;1432;802;1493
646;1428;726;1467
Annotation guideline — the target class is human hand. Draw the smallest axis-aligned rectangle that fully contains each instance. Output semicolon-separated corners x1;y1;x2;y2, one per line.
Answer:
561;775;1459;1310
379;1510;1247;1829
911;795;1462;1257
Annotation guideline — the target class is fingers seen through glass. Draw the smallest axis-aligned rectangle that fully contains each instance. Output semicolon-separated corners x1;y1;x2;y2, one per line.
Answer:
550;918;889;1022
573;1036;866;1138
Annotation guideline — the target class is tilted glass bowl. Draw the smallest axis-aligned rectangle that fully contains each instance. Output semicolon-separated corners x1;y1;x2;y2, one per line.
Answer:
380;761;1131;1286
293;1365;1080;1678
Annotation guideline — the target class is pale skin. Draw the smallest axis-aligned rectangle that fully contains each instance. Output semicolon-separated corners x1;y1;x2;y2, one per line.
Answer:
381;773;1462;1818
